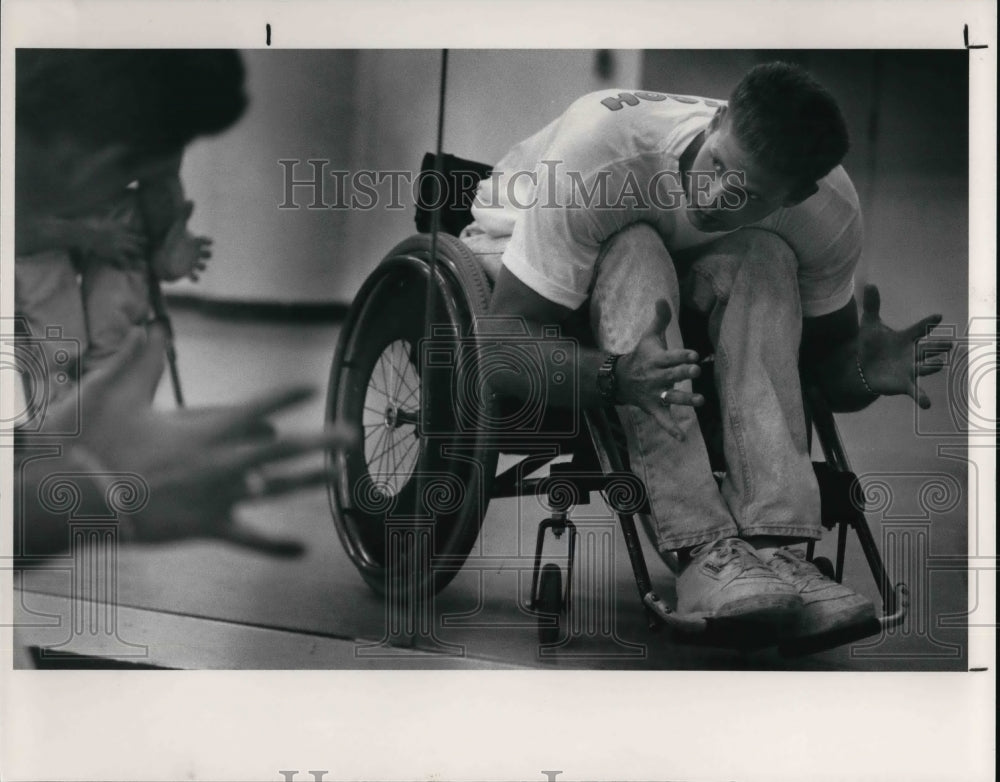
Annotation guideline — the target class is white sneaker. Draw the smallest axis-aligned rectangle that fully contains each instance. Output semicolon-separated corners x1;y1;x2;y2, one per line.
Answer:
676;537;803;626
767;547;877;641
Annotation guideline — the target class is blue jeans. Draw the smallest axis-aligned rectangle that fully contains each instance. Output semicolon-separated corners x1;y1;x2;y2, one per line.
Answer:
462;221;822;551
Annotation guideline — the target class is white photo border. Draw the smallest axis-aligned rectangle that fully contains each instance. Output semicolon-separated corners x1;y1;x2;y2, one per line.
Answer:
1;1;995;781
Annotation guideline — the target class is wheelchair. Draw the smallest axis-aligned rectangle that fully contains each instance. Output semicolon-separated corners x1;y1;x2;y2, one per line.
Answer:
324;154;908;657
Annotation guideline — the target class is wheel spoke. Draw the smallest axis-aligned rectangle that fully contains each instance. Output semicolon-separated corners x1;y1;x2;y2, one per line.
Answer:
370;429;418;483
365;424;390;469
378;427;392;482
366;431;388;472
357;340;427;496
394;349;418;400
396;382;419;408
366;390;389;414
384;344;396;406
365;371;389;401
384;430;402;484
369;429;407;474
404;368;420;400
390;342;406;404
395;428;417;457
394;431;419;479
377;352;392;401
367;375;389;395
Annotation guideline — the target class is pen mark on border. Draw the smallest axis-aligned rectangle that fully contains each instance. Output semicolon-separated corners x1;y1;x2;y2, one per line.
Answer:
964;24;988;49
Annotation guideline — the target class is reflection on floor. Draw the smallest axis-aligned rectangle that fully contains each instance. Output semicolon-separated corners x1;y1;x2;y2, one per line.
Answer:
17;306;969;670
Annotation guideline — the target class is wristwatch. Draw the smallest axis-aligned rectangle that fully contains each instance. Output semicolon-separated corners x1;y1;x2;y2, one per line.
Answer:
596;353;623;406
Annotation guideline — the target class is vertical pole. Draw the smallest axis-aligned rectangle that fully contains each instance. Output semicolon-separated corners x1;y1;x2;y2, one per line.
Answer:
420;49;449;441
397;51;449;648
147;269;185;408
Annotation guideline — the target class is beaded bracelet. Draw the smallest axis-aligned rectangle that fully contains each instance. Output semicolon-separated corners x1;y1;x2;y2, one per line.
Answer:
856;355;878;397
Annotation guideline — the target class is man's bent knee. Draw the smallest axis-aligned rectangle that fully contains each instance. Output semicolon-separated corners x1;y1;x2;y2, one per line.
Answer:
706;228;797;283
590;223;682;353
604;221;666;256
729;228;797;281
685;229;800;315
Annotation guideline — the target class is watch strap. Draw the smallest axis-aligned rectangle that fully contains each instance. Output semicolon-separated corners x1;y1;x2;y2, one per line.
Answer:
596;353;623;405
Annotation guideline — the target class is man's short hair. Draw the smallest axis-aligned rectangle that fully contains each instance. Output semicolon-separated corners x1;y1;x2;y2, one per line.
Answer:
728;62;849;186
16;49;247;160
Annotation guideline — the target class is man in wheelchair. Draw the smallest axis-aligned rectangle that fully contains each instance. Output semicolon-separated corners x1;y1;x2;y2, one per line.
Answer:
461;62;952;646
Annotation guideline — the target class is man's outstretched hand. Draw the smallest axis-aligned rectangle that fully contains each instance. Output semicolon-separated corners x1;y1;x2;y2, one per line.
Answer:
30;324;357;555
857;284;954;409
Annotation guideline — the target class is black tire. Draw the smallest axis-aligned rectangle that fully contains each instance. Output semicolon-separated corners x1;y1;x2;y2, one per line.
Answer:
326;234;498;596
813;556;836;581
536;563;565;646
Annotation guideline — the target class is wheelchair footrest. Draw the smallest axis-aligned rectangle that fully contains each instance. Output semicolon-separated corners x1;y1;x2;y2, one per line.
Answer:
778;616;882;658
642;592;707;634
877;582;909;631
777;583;907;657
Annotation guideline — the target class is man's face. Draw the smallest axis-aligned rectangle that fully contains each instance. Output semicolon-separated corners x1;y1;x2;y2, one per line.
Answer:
685;111;806;233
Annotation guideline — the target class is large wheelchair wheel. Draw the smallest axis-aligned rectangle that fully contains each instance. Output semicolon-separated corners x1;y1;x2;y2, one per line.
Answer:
326;234;499;595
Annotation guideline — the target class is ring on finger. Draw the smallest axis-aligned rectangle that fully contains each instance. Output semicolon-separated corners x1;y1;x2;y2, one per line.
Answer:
659;389;671;405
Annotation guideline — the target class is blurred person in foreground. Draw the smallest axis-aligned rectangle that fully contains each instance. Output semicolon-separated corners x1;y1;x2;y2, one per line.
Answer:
12;49;354;557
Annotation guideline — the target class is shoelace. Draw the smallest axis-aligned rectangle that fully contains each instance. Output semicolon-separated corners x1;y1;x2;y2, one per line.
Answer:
701;538;771;573
771;548;824;581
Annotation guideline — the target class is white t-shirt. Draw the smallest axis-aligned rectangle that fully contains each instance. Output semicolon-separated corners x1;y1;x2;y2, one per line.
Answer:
470;88;862;317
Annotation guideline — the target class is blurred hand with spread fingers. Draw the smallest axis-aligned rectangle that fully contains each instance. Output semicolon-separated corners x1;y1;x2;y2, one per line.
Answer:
15;324;357;557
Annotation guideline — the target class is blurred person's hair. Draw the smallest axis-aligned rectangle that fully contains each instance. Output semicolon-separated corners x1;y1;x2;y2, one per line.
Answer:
16;49;247;161
728;61;849;186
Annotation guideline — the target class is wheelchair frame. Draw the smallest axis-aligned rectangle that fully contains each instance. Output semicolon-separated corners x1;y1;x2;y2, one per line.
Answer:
326;231;909;656
325;154;908;656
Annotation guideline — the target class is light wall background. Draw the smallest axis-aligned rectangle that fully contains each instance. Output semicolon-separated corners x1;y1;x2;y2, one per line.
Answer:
178;49;641;303
178;50;968;338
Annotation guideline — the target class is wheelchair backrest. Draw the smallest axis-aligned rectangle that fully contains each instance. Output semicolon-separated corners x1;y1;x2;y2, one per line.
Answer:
414;152;494;237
